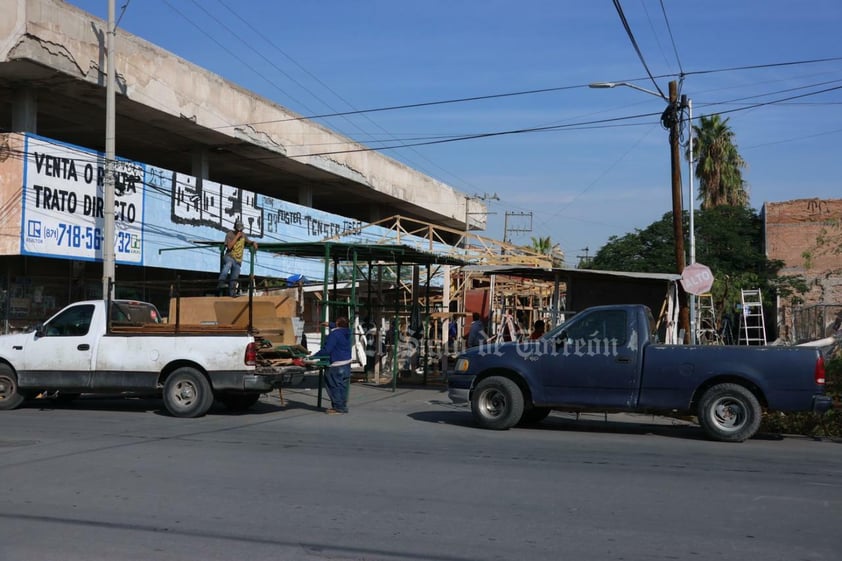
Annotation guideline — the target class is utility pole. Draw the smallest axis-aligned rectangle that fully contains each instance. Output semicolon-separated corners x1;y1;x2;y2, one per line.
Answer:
102;0;116;299
463;192;499;248
502;211;532;252
589;79;691;342
576;247;591;268
668;80;689;342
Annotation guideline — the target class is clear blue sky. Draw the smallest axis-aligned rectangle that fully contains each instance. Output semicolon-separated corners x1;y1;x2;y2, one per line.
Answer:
69;0;842;265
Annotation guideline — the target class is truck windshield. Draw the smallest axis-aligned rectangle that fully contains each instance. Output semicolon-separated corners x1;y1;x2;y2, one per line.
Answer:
646;308;659;343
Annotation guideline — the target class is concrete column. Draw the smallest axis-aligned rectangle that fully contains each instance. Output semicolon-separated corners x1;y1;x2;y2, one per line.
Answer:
11;89;37;132
298;185;313;207
191;146;209;181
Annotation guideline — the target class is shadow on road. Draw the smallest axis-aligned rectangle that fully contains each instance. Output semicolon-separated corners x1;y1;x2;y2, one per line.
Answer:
408;408;797;442
17;394;296;417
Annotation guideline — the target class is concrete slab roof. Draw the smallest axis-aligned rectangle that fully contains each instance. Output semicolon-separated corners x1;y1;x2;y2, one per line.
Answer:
0;0;477;239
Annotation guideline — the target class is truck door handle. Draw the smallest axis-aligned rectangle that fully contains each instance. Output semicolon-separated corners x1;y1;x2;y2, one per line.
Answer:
77;344;90;351
615;356;631;364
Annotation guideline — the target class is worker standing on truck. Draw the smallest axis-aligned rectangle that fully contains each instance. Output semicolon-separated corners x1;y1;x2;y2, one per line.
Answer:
218;218;257;297
310;317;352;414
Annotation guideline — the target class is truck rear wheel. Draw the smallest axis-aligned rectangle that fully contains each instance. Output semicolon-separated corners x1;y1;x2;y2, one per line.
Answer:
697;383;761;442
471;376;524;430
163;367;213;418
0;364;25;411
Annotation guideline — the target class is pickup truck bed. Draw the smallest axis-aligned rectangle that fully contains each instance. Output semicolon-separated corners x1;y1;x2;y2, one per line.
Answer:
109;322;247;335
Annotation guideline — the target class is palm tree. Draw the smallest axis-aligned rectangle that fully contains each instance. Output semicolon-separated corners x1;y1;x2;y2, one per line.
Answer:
530;236;564;267
530;235;552;255
691;115;749;209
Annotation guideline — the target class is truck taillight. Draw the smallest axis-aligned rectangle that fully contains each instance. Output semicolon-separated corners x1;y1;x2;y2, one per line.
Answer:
815;354;826;385
245;342;257;366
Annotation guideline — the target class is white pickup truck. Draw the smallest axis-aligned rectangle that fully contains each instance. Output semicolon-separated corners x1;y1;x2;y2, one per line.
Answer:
0;299;299;417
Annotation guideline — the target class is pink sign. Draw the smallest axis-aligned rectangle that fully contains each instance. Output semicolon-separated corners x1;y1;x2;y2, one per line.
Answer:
681;262;714;295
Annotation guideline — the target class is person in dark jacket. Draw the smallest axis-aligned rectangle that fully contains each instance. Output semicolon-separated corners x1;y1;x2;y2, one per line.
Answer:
311;317;352;414
467;312;488;348
529;319;545;340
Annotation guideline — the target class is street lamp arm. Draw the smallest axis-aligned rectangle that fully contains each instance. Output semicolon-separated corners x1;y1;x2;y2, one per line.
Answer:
588;81;666;100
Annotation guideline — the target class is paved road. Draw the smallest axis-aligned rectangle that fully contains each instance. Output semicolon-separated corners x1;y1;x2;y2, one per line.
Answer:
1;379;840;561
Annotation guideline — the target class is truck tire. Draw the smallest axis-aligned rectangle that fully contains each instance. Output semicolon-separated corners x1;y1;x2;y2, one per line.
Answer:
471;376;524;430
163;367;214;418
0;364;25;411
697;383;761;442
218;392;261;411
519;406;551;426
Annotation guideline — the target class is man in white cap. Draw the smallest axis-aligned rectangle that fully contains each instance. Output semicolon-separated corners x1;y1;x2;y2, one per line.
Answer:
218;218;257;297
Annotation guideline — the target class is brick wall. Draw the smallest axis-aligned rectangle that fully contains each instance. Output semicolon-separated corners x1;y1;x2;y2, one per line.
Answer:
764;198;842;340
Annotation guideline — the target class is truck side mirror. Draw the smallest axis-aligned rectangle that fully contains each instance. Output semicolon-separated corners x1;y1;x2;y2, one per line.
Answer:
34;323;46;338
555;329;569;346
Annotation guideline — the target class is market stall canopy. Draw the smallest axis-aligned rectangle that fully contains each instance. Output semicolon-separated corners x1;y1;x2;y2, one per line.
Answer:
252;242;469;267
461;265;680;315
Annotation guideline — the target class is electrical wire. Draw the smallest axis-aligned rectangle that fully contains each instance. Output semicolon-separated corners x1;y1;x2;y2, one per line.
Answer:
211;55;842;130
282;81;840;158
659;0;684;75
217;84;584;129
612;0;667;99
158;0;316;116
208;0;484;197
639;0;672;70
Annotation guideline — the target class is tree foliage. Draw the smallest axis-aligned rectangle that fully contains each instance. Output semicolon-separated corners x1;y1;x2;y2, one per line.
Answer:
530;235;564;267
530;235;552;255
692;115;749;209
587;206;807;331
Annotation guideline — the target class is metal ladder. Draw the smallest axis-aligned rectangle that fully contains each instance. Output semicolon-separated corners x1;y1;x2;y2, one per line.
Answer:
739;289;767;345
695;293;721;345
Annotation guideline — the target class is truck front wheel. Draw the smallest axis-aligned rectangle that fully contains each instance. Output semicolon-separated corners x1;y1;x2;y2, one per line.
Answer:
519;406;551;426
163;367;214;418
0;364;25;411
697;383;761;442
471;376;524;430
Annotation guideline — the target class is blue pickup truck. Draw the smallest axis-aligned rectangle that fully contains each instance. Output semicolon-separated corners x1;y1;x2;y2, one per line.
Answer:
448;304;832;442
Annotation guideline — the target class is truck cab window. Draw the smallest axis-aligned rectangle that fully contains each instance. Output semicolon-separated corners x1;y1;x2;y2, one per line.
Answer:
45;304;95;336
566;310;627;345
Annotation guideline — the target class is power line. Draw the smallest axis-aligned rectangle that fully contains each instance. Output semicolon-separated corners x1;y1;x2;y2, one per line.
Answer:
659;0;684;75
211;56;842;131
217;84;584;129
683;57;842;77
159;0;316;115
285;83;841;158
290;111;663;157
611;0;667;99
184;0;484;198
